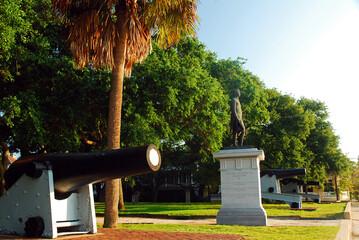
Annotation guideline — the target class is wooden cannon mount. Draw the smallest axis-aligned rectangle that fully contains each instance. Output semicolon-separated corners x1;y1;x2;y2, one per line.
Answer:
0;145;161;238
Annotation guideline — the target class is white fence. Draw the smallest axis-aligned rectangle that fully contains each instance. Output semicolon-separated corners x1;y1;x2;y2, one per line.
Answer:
321;191;350;201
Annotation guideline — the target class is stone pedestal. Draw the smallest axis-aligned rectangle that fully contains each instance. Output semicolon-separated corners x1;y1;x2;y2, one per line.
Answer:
213;147;267;226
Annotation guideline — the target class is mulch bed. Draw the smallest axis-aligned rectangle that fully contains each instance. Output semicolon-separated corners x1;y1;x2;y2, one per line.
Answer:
0;228;246;240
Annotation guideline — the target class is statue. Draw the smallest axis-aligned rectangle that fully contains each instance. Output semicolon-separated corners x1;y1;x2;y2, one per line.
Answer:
230;89;245;146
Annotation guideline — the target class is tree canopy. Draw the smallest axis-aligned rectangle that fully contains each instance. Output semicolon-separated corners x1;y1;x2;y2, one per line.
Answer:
0;0;112;154
0;0;352;203
0;0;111;194
122;39;229;153
252;89;315;170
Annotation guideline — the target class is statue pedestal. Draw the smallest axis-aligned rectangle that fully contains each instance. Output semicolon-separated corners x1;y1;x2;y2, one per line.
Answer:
213;148;267;226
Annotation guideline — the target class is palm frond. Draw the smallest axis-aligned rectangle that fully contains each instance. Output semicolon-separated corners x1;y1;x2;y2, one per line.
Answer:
124;0;151;76
68;9;101;68
145;0;199;48
52;0;198;75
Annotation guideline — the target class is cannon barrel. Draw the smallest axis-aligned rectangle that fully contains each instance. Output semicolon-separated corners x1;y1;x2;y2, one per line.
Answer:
4;145;161;199
281;178;320;186
260;168;306;179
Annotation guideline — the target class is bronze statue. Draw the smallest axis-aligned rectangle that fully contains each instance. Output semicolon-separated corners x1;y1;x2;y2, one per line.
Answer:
230;89;245;146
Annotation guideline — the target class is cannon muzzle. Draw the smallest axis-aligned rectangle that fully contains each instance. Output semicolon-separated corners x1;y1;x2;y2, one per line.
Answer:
260;168;306;179
4;144;161;199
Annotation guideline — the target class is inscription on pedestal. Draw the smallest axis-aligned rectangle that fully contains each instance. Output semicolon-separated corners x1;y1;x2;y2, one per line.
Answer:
213;148;267;226
221;167;261;206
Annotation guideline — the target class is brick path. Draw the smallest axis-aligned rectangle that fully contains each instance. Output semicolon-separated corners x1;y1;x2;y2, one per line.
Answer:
0;228;246;240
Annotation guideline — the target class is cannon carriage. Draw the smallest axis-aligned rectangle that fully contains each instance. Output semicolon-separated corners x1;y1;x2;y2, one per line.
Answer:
281;178;320;203
260;168;307;208
0;144;161;238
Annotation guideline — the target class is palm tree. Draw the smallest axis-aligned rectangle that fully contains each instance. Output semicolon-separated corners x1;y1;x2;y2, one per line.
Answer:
52;0;198;228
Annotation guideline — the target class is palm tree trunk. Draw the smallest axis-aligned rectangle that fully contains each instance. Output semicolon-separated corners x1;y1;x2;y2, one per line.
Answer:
0;140;9;196
103;8;128;228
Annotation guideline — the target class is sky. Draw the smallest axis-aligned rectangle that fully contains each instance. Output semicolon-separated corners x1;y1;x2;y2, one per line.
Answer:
197;0;359;161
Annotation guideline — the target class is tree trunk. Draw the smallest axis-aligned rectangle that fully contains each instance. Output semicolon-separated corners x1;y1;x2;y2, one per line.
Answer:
103;7;128;228
119;178;125;210
335;174;340;202
0;140;9;196
153;175;163;202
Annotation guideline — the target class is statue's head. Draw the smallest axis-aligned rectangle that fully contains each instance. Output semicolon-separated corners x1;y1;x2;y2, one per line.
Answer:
232;89;241;98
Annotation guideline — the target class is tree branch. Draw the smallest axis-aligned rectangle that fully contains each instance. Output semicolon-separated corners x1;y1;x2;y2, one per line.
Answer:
80;135;97;145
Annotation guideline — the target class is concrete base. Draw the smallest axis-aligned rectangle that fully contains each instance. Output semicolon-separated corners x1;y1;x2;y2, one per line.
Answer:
217;207;267;226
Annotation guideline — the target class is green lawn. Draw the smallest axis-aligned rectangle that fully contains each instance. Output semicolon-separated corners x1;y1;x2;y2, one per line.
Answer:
95;202;220;216
95;202;344;239
95;202;347;219
262;202;346;218
115;224;339;240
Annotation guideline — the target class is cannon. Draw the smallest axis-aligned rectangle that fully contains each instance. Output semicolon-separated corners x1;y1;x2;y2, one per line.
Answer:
260;168;306;179
281;178;321;203
260;168;306;208
0;144;161;238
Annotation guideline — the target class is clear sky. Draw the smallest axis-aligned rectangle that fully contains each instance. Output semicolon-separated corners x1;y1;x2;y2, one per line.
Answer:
197;0;359;161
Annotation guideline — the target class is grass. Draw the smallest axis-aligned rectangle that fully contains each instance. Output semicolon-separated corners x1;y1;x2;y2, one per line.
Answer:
95;202;345;239
263;202;346;218
114;224;339;240
95;202;347;218
95;202;220;216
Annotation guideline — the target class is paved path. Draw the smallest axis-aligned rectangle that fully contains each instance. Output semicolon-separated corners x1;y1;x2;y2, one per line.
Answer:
352;201;359;239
